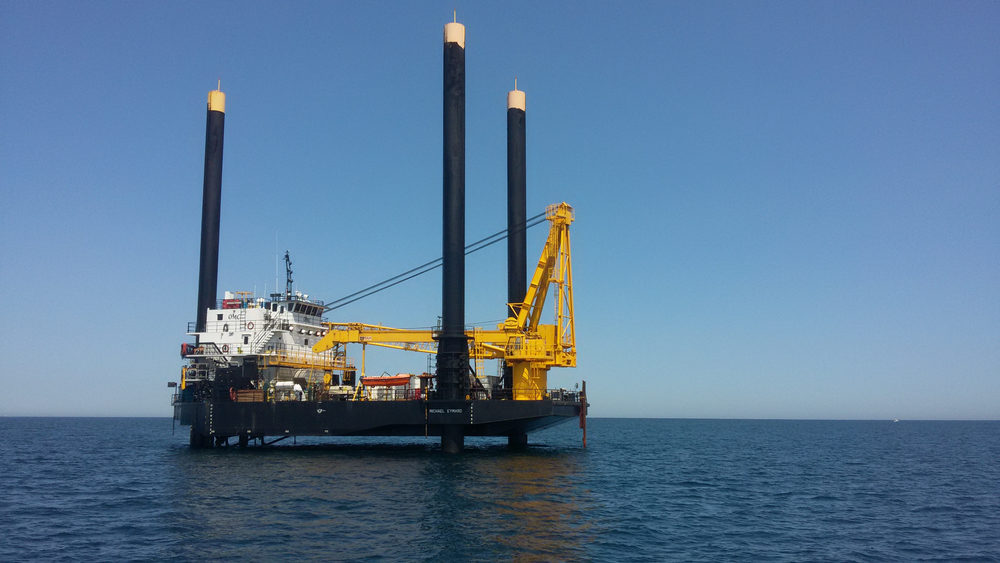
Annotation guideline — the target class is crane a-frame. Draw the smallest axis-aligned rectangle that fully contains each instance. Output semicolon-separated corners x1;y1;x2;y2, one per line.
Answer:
312;202;576;400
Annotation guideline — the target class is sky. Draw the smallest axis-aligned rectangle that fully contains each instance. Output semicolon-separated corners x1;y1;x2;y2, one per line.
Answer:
1;1;997;419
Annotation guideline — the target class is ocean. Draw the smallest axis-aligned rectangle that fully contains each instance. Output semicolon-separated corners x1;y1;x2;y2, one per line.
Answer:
1;418;997;561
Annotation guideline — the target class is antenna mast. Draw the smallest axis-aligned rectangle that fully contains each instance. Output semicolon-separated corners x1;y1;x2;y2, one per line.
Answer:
284;251;293;298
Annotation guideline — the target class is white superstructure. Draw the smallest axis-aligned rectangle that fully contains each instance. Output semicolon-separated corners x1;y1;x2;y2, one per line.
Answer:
180;289;355;399
196;291;328;357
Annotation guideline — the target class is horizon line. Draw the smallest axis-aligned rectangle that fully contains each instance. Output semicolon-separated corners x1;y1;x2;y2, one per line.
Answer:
1;415;998;422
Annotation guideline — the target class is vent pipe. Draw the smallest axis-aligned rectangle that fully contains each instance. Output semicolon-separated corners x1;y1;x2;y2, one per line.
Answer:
195;87;226;335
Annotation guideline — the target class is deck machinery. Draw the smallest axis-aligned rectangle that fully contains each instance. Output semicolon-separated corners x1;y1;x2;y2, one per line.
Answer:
172;18;588;451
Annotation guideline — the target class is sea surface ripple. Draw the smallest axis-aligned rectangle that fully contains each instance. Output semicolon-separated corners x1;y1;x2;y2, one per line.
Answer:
1;418;997;561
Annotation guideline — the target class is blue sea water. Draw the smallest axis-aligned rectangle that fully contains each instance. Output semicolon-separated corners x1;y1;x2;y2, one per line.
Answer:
1;418;998;561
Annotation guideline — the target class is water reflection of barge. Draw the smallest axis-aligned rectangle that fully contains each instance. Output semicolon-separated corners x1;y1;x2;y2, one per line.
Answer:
172;18;588;452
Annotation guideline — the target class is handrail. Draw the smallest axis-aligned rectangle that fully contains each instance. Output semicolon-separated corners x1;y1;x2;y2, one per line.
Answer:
249;314;278;354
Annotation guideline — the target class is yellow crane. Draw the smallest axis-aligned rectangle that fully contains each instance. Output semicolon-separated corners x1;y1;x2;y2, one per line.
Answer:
312;202;576;400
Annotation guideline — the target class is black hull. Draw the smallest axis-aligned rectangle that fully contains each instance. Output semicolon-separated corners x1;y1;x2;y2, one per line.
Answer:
175;399;582;447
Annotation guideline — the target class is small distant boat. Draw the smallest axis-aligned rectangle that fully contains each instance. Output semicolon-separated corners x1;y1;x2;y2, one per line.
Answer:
892;418;900;423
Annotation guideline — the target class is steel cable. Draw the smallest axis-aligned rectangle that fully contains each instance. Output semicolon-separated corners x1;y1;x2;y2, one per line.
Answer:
324;211;547;312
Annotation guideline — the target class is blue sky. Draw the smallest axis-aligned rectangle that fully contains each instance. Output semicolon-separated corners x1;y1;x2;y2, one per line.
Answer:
1;2;997;419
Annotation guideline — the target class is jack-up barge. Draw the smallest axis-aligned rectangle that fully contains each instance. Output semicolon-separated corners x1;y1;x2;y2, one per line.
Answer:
172;18;587;452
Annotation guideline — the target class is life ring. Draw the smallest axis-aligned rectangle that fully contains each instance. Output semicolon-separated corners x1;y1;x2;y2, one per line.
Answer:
222;344;230;354
229;387;237;401
247;321;255;330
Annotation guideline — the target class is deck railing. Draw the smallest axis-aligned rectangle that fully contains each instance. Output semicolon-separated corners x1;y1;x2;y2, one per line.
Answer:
172;385;582;404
